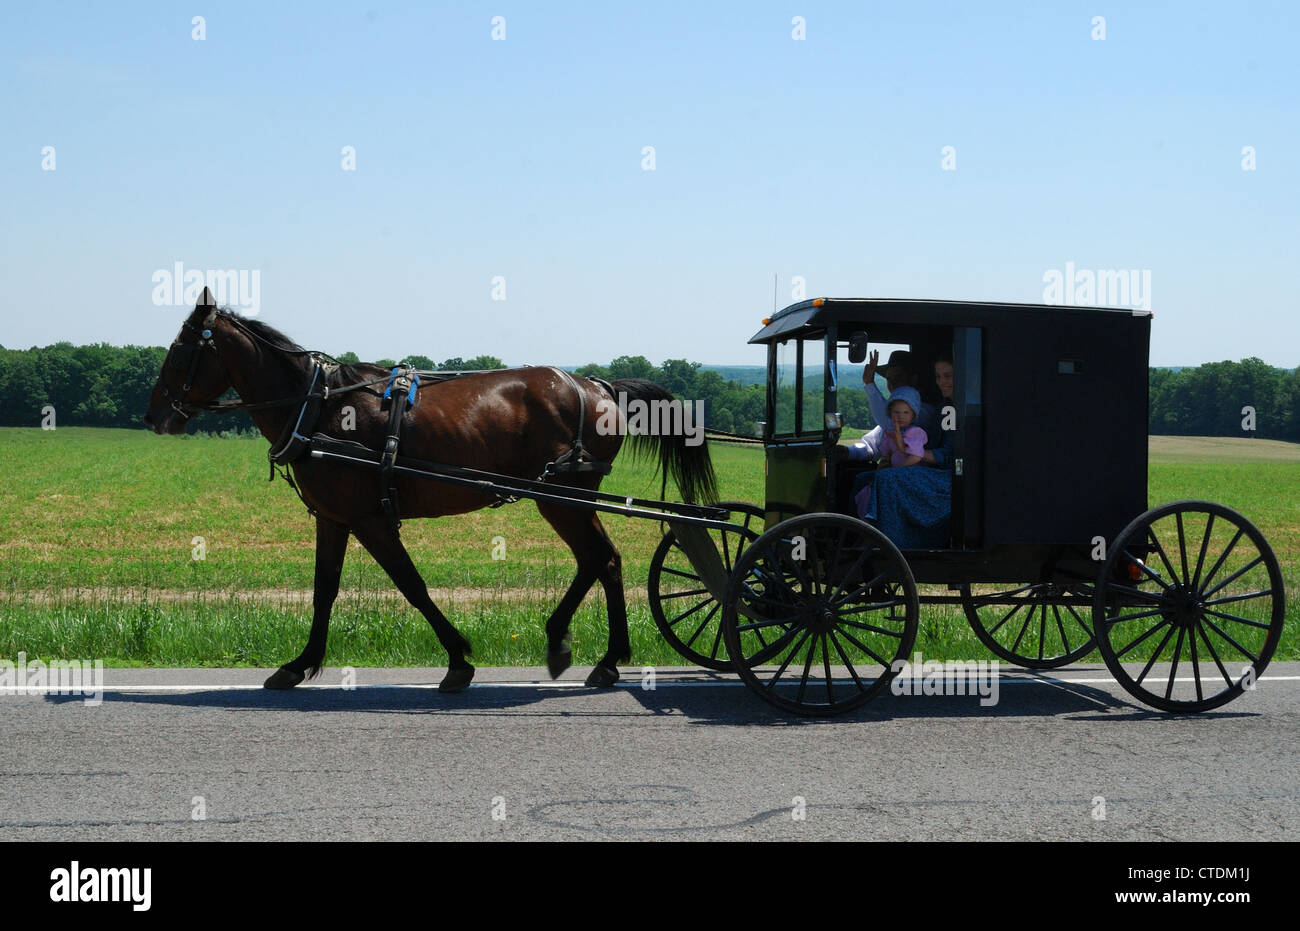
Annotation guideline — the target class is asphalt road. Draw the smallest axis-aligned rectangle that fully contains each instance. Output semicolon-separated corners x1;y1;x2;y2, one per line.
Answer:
2;663;1297;841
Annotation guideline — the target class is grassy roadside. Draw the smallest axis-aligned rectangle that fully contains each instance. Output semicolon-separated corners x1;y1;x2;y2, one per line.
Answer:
0;428;1296;667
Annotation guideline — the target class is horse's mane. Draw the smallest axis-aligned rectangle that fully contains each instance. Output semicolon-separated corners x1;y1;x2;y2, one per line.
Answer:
216;309;384;387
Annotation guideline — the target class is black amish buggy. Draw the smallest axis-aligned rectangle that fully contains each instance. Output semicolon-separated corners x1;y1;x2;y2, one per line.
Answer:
646;298;1286;715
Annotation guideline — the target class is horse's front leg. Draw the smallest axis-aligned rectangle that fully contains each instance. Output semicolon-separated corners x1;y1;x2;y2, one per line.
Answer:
264;516;350;689
350;517;476;693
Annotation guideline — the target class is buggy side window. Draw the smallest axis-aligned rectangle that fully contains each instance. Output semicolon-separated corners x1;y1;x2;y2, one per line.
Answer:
801;335;826;434
773;339;797;435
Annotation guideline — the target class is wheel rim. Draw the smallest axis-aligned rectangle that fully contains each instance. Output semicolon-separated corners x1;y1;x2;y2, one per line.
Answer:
1094;501;1285;712
723;514;919;716
647;502;763;670
962;581;1096;668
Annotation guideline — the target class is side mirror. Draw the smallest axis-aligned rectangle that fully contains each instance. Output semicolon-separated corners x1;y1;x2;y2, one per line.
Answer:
847;331;869;364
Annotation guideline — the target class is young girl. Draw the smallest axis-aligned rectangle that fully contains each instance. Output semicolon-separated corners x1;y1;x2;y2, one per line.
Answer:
855;386;926;516
877;386;927;469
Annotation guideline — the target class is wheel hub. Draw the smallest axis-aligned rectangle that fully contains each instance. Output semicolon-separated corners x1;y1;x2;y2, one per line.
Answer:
801;603;838;634
1160;586;1203;629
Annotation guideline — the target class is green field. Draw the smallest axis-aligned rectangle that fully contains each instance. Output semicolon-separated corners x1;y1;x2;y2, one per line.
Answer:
1;428;1296;668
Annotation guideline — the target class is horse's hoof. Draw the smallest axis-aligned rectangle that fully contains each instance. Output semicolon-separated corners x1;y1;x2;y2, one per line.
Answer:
439;665;475;694
546;647;572;679
264;667;305;690
585;664;620;688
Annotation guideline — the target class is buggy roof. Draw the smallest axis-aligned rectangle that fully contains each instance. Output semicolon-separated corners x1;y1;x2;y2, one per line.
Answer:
748;298;1153;344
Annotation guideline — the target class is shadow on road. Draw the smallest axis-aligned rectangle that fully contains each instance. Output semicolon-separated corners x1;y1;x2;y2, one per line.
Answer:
43;673;1257;724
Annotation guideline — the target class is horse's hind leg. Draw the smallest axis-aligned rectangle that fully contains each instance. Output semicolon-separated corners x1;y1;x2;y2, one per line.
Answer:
351;518;475;693
537;501;628;687
265;516;349;690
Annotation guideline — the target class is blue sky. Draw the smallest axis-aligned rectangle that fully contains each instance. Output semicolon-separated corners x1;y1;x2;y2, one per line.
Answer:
2;1;1296;366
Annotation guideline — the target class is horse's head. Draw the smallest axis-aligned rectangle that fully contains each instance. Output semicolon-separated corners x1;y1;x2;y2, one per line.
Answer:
143;288;234;434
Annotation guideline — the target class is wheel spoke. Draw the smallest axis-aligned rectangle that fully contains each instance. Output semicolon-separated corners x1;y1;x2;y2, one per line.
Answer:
1199;616;1261;664
837;598;906;616
737;591;802;615
826;544;873;604
746;625;802;667
1135;624;1178;685
988;601;1026;637
973;583;1037;603
721;529;732;574
1175;511;1191;587
1203;587;1273;607
1190;512;1215;589
795;636;817;704
706;605;726;660
1063;601;1092;636
829;630;867;692
1103;583;1165;603
737;615;799;633
1103;607;1167;628
824;527;847;594
659;586;712;600
1198;527;1245;592
683;602;721;649
822;635;835;705
831;568;891;608
1188;622;1202;702
667;596;712;628
1115;618;1171;660
835;626;895;669
1164;626;1186;700
1202;609;1273;631
1008;606;1035;656
1052;604;1072;654
838;616;907;638
1195;620;1234;689
1201;556;1265;600
763;629;812;690
1147;528;1182;589
661;564;703;581
1038;603;1048;661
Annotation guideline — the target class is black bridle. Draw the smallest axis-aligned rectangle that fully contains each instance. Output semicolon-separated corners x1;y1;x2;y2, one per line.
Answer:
159;310;397;421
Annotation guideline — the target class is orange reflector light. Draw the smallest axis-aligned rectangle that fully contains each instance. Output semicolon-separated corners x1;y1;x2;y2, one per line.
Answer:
1128;561;1143;581
813;298;824;307
762;317;770;325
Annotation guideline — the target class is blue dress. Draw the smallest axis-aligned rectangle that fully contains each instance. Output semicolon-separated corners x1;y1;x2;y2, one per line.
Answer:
862;466;952;549
851;421;954;549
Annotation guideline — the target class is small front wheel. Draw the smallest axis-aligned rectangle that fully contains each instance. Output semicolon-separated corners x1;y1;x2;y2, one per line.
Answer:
647;501;764;670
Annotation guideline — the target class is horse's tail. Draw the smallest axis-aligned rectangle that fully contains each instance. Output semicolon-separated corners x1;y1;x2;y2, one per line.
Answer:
609;378;719;505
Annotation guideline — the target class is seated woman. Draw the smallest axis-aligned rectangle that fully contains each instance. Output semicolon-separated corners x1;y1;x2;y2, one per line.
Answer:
855;358;955;549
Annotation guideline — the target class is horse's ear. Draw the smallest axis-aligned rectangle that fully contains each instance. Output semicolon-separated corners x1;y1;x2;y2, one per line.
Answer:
195;287;218;328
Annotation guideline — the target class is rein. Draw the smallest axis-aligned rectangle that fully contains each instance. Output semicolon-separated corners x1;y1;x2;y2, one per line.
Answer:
162;311;396;420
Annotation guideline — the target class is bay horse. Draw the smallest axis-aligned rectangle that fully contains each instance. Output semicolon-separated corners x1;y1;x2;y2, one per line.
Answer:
144;291;717;694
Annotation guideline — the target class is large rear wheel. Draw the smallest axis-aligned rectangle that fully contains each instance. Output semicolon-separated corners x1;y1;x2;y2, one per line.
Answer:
1093;501;1285;712
960;581;1096;668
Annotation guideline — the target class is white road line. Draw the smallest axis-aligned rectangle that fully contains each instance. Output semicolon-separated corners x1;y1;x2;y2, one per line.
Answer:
1;675;1297;693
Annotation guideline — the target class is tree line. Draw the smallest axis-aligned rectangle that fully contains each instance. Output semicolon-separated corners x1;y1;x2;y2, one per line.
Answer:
0;342;1297;442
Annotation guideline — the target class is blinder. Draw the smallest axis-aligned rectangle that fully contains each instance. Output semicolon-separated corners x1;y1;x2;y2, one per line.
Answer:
160;320;218;417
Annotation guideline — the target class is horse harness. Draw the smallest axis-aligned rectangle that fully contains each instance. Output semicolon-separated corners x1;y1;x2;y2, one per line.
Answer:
167;311;614;528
